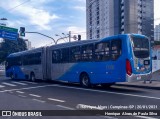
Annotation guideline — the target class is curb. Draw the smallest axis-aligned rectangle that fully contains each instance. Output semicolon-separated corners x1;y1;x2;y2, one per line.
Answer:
114;83;160;90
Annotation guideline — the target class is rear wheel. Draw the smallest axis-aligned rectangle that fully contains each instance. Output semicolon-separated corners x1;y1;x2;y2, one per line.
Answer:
80;73;91;88
30;73;36;82
10;73;15;80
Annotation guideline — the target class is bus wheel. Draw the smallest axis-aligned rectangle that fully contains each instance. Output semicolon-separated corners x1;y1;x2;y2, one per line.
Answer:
10;73;15;80
80;73;91;88
30;73;36;82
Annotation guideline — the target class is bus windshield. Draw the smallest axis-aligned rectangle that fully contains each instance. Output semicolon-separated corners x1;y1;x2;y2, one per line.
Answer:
131;36;149;58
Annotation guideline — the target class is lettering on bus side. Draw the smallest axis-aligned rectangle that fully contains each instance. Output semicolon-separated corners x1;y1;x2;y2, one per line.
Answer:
106;65;115;70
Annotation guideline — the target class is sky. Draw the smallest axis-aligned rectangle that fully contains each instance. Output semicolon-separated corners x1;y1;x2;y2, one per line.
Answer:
0;0;160;48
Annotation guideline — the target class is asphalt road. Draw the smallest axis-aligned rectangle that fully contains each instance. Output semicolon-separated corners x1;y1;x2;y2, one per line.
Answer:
0;76;160;119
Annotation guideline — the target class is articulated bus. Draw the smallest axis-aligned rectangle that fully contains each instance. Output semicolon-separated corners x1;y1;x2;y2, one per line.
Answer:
5;34;152;87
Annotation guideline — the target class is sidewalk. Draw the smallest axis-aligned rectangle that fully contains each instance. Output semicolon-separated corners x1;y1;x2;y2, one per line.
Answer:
115;80;160;90
115;70;160;90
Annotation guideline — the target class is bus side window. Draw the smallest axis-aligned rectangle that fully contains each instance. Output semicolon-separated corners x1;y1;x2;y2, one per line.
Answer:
61;48;69;63
52;50;61;63
34;53;41;65
111;40;122;60
81;44;93;61
95;43;103;61
23;55;28;65
95;42;110;61
70;46;81;62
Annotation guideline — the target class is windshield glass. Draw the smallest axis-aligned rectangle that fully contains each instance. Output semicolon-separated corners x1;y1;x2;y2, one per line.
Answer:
131;36;149;58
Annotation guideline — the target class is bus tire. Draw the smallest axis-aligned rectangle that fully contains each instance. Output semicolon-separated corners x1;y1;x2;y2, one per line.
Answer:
10;73;15;80
30;72;36;82
80;73;91;88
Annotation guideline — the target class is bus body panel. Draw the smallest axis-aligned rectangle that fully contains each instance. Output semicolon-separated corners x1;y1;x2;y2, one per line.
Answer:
50;61;126;84
45;46;52;80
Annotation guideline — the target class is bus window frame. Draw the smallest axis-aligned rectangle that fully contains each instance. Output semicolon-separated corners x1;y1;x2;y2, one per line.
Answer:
52;49;61;63
81;44;94;61
110;39;122;61
95;41;110;61
70;46;81;62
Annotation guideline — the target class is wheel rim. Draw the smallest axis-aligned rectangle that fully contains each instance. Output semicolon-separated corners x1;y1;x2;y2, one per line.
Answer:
31;74;35;81
82;75;89;86
11;74;14;79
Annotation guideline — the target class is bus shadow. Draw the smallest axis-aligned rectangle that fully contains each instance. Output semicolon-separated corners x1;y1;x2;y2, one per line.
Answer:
47;80;146;94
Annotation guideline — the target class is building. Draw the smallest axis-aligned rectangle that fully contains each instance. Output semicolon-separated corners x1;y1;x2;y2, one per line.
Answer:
154;24;160;41
86;0;154;41
152;45;160;60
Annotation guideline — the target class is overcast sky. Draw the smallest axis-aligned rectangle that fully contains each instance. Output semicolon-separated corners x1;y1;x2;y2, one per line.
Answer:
0;0;159;48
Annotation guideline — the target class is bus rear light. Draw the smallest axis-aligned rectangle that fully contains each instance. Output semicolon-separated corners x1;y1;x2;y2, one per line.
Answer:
126;59;132;76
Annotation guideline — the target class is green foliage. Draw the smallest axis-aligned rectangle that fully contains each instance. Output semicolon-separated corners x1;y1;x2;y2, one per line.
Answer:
0;38;27;63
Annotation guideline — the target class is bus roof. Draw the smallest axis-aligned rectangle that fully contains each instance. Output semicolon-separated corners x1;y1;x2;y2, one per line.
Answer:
7;47;44;58
48;34;133;49
49;39;98;49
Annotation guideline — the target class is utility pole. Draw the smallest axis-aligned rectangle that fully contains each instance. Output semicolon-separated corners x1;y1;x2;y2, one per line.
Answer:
25;31;56;44
69;31;71;42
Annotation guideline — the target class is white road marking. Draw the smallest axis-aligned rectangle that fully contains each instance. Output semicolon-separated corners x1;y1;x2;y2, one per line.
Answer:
49;84;160;100
48;98;65;103
0;84;55;93
0;85;5;88
20;81;38;84
0;84;160;100
29;94;41;98
32;99;45;103
12;81;27;85
135;116;158;119
18;95;26;98
56;105;74;110
2;82;16;86
16;91;25;94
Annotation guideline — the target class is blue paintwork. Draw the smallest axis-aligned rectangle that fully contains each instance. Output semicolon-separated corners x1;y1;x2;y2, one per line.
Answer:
6;66;25;79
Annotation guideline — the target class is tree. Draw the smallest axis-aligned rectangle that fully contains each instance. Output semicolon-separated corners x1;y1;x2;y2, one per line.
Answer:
0;37;27;63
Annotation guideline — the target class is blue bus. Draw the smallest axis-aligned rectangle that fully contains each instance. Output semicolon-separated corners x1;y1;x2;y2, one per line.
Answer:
5;34;152;87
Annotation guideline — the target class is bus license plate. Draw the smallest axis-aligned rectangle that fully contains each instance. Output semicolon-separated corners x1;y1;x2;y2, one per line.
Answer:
137;76;141;80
